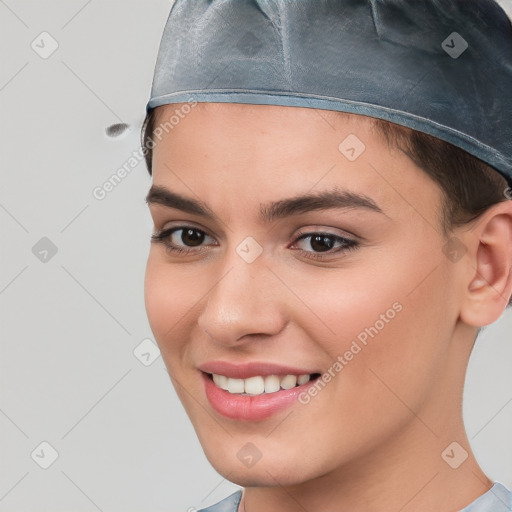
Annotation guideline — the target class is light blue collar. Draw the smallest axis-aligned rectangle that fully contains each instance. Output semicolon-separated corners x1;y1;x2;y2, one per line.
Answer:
198;482;512;511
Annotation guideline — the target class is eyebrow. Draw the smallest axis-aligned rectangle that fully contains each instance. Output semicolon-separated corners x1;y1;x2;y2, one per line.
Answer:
145;185;384;223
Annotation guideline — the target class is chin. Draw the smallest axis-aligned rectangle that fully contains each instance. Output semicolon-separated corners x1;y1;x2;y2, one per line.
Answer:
200;439;328;488
212;461;311;488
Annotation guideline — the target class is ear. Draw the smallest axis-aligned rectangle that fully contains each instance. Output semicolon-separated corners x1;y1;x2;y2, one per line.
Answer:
459;200;512;327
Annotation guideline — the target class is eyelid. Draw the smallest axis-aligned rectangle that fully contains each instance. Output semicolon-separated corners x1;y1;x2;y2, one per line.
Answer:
156;218;216;234
292;228;355;242
291;224;361;242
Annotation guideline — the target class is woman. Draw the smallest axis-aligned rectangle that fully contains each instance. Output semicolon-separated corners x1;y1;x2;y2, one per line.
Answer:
141;1;512;510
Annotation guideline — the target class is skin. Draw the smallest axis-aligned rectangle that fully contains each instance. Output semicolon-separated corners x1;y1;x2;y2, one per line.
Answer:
144;102;512;512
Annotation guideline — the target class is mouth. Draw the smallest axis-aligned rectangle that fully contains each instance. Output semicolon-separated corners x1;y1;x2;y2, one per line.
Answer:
206;372;322;395
200;369;323;421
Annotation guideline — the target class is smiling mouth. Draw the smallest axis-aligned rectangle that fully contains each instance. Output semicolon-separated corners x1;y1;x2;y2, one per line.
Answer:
205;372;322;396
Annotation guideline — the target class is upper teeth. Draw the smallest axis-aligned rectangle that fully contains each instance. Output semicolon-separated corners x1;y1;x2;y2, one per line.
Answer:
212;373;312;395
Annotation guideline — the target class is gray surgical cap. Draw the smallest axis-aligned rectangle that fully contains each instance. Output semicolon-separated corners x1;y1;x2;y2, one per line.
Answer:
146;0;512;185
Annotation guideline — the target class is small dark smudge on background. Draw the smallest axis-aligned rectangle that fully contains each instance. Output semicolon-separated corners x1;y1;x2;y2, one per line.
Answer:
105;123;130;137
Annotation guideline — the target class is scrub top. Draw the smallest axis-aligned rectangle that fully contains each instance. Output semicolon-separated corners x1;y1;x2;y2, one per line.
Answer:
197;483;512;511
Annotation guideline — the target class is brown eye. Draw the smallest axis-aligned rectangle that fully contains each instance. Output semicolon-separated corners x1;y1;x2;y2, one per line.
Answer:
151;226;217;254
180;228;205;247
309;234;336;252
291;231;359;260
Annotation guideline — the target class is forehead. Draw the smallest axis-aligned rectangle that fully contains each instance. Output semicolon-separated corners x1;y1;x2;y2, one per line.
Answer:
153;102;375;185
153;101;380;163
150;101;443;229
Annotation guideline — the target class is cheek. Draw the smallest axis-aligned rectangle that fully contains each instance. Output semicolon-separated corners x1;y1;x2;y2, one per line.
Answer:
144;256;197;359
144;258;169;337
275;264;449;467
295;240;452;403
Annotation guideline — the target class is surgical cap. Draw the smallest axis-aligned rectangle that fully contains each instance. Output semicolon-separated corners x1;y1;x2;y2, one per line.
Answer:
146;0;512;185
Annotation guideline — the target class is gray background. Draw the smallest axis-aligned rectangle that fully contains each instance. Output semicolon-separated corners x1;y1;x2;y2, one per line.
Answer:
1;1;511;510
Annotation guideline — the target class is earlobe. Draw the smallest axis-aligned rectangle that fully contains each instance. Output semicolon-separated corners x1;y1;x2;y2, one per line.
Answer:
460;202;512;327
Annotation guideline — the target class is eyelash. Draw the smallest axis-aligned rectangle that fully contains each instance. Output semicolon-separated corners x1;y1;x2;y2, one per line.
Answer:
151;226;359;260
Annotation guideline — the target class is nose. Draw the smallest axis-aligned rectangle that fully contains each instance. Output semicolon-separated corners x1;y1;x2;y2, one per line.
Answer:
196;254;287;346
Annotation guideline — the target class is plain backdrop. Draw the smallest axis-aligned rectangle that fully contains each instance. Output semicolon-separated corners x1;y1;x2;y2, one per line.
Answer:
1;1;511;510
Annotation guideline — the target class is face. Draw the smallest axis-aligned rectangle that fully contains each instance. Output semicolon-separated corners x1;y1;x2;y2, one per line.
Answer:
144;103;466;487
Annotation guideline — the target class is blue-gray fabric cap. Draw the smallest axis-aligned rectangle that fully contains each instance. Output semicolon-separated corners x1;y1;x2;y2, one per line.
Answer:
146;0;512;185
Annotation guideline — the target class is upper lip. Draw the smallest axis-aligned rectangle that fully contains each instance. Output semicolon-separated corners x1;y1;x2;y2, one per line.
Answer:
198;361;320;379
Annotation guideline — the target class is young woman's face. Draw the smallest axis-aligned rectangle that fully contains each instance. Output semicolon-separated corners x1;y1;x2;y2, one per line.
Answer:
145;103;469;486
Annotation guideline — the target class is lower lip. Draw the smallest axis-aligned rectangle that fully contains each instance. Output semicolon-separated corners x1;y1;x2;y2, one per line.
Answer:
202;372;317;421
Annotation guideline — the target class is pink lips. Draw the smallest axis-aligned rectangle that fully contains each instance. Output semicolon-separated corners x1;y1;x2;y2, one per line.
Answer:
198;360;320;421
